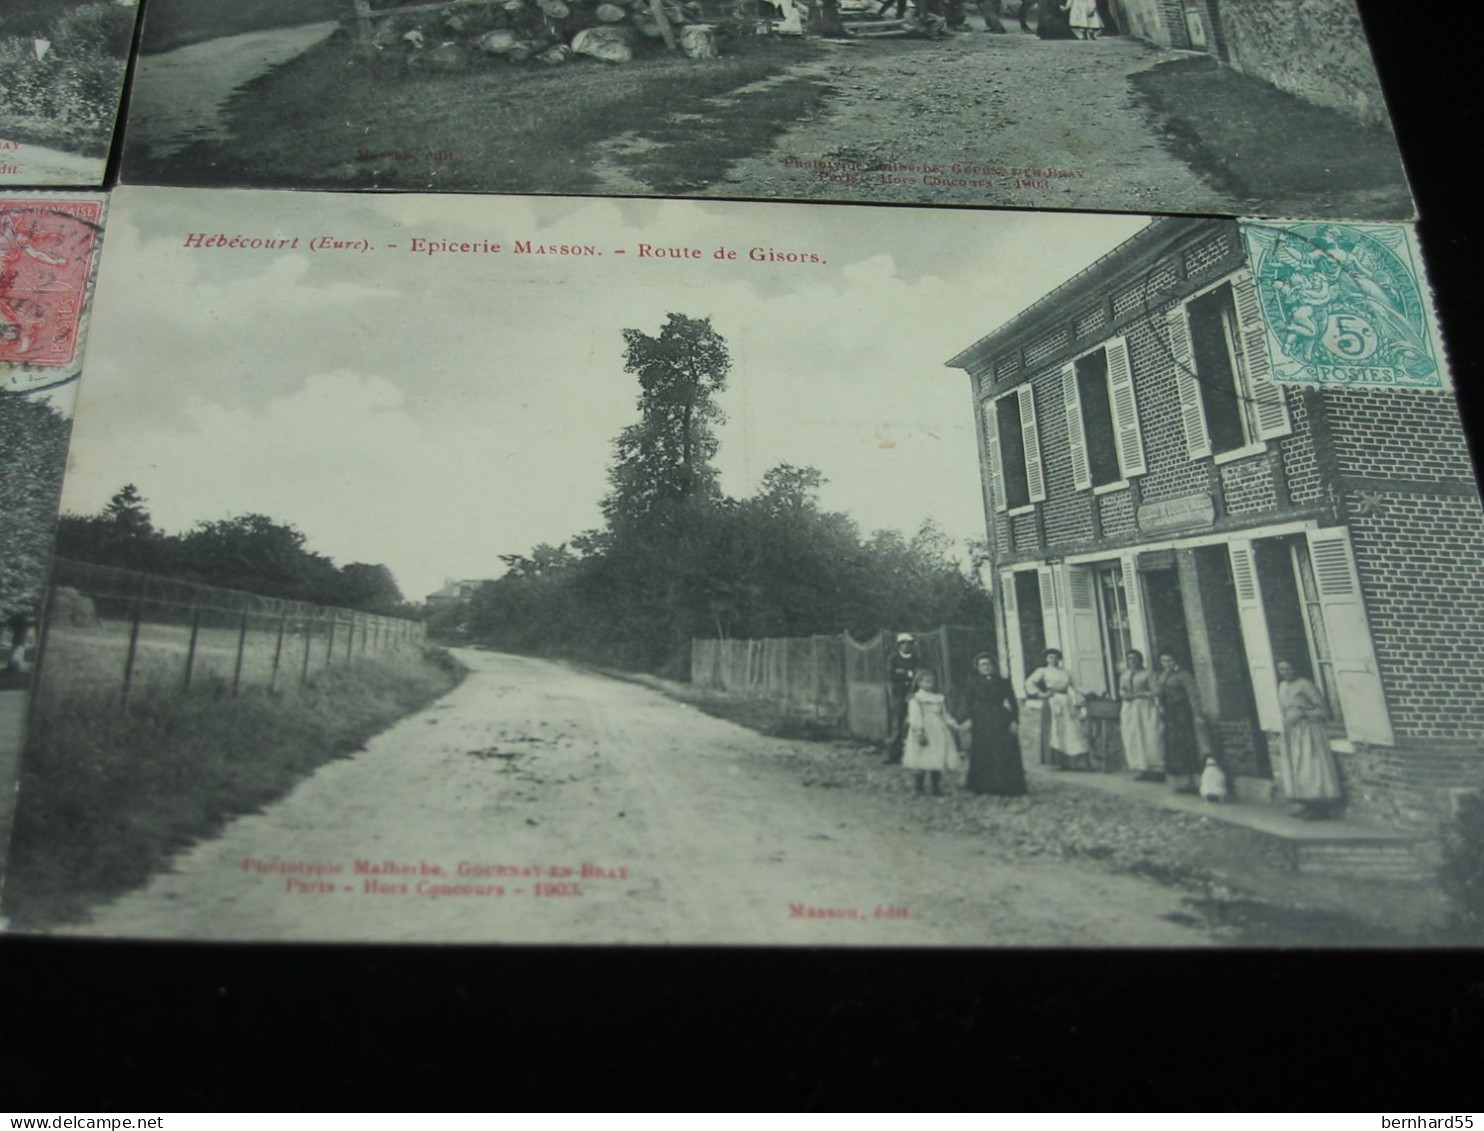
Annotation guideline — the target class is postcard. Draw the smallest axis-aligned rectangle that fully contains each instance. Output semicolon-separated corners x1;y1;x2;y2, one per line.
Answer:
0;1;141;187
115;0;1414;221
0;191;107;883
1;186;1477;947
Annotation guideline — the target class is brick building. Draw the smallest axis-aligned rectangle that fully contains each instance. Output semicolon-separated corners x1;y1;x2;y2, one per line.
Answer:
945;217;1484;829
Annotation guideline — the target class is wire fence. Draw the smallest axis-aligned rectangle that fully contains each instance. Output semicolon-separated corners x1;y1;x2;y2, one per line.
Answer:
34;558;427;705
691;625;994;742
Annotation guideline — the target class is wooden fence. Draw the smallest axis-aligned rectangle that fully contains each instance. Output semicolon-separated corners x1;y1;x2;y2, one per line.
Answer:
691;625;993;741
35;559;426;705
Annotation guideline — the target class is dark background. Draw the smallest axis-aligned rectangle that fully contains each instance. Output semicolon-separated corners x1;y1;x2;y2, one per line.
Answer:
3;0;1481;1110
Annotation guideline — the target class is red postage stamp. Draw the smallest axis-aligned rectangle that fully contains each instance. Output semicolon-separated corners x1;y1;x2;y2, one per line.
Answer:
0;197;104;383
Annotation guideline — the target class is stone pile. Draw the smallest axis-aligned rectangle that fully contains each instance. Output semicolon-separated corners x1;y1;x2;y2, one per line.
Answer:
364;0;721;69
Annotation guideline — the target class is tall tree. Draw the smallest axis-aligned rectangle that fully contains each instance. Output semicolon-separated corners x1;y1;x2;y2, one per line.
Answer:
603;313;730;529
336;562;405;615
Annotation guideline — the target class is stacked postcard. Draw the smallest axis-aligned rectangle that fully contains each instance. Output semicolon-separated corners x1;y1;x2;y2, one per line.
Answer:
1;0;1479;948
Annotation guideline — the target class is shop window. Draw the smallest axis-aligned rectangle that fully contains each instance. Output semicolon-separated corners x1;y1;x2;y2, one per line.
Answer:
1094;564;1134;695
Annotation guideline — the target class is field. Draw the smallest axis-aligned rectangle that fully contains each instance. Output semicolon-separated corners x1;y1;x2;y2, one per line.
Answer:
39;615;416;705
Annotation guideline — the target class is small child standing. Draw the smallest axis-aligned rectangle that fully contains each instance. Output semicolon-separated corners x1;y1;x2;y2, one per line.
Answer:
905;669;961;796
1200;755;1228;803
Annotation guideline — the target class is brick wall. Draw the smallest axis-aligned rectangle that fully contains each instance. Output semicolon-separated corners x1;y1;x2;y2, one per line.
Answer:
1334;742;1484;828
1125;311;1212;504
1281;391;1324;505
1100;489;1136;537
1220;455;1277;515
1011;511;1039;552
1325;388;1478;483
1347;492;1484;742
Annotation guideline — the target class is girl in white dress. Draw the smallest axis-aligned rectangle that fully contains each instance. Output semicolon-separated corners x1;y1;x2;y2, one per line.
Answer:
1062;0;1102;38
905;669;961;796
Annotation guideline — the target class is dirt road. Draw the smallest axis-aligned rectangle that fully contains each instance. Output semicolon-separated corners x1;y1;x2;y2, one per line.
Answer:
125;22;340;159
698;32;1242;215
59;650;1208;945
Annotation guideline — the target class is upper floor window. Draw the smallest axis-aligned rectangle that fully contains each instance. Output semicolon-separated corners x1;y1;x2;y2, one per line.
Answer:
982;384;1045;512
1063;335;1146;490
1168;272;1291;460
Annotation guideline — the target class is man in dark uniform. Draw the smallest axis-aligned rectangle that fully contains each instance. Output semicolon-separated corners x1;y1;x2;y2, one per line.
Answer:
884;633;919;764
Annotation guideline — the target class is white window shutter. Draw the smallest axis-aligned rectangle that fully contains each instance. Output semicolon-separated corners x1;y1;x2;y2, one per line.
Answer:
1064;565;1106;695
1168;304;1212;460
999;569;1025;693
1020;385;1044;498
1120;552;1151;664
1061;362;1092;490
1017;384;1046;503
982;398;1006;514
1037;564;1061;657
1105;336;1146;477
1232;270;1292;440
1227;539;1283;731
1305;529;1394;746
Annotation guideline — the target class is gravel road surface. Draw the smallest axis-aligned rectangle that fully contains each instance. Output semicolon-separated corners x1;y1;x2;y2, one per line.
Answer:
57;650;1209;946
703;32;1242;216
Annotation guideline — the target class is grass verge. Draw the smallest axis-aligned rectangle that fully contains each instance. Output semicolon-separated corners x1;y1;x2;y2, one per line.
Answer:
1;648;464;929
126;31;826;194
1129;54;1412;217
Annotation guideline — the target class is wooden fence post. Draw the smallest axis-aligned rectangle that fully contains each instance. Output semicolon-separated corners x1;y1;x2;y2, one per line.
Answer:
120;594;144;703
301;613;315;686
231;611;250;696
182;603;203;694
270;611;288;694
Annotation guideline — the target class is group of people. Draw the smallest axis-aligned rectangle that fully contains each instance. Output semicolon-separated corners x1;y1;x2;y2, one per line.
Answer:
882;633;1346;819
876;0;1107;40
885;635;1024;798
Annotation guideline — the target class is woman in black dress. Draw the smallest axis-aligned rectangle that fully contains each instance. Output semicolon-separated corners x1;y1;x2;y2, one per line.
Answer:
954;653;1025;796
1155;649;1207;795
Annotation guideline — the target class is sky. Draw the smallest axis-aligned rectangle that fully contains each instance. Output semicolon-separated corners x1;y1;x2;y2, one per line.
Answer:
62;187;1146;602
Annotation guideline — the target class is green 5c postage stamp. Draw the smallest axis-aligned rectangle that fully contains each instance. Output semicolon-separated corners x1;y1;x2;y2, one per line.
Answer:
1240;221;1444;390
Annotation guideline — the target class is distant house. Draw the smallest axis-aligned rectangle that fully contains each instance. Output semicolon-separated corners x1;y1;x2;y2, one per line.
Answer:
425;578;490;609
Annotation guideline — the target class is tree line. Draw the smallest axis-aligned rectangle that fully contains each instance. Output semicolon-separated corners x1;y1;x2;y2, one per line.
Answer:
438;313;992;676
55;485;412;616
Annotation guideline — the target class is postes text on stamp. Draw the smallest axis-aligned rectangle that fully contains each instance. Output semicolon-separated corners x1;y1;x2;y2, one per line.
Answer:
1240;221;1443;390
0;198;104;394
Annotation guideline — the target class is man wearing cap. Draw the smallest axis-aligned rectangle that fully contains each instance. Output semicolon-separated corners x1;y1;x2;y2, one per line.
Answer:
884;633;919;764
